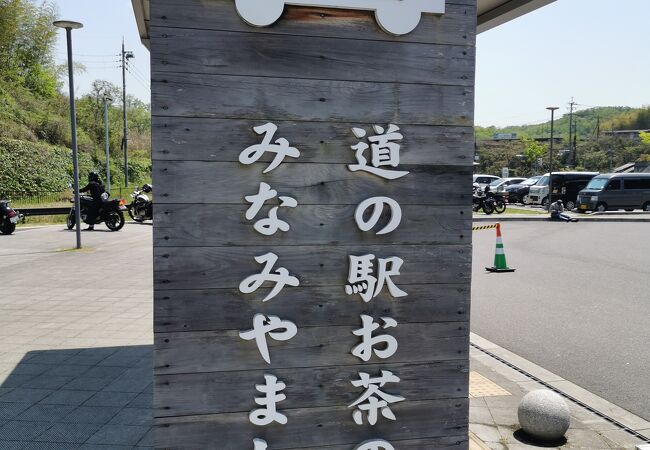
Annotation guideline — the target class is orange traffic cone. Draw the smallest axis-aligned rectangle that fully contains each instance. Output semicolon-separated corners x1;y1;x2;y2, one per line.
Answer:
486;223;515;273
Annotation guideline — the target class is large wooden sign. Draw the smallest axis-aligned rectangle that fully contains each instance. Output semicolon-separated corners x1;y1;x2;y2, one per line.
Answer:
151;0;476;448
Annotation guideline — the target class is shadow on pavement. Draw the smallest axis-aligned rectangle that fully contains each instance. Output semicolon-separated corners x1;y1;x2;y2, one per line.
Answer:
513;428;567;447
0;345;153;448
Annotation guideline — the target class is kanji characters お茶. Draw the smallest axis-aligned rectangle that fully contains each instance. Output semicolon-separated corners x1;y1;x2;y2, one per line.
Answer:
349;370;405;425
351;315;398;362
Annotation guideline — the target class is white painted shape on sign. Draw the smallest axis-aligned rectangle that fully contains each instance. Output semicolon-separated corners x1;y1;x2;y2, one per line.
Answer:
250;374;288;426
239;122;300;173
355;196;402;235
240;314;298;364
355;440;395;450
253;439;268;449
234;0;445;35
239;252;300;302
348;124;409;180
349;370;405;425
351;314;398;361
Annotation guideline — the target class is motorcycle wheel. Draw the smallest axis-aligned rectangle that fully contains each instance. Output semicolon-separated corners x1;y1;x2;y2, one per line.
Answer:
127;205;136;221
105;211;125;231
494;200;507;214
0;220;16;235
482;203;494;215
66;212;75;230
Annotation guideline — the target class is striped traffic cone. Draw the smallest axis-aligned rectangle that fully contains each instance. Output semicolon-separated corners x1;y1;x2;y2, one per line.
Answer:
486;223;515;273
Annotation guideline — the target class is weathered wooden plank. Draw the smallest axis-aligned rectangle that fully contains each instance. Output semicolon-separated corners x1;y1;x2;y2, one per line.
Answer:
151;73;474;126
150;27;475;86
155;284;469;333
155;360;468;417
151;0;476;47
154;204;470;247
152;117;474;165
154;398;468;449
296;435;469;450
155;321;468;374
154;244;471;290
152;161;473;205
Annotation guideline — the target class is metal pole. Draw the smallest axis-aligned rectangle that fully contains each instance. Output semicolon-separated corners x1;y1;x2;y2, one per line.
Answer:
104;97;111;194
548;108;557;211
66;28;82;249
122;40;129;187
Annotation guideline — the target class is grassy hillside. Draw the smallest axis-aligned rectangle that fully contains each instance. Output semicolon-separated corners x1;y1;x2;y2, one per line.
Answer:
476;106;650;141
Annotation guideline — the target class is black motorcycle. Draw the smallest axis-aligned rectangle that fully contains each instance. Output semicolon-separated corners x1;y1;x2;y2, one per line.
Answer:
0;200;22;235
472;185;496;215
486;191;507;214
473;195;495;215
127;184;153;222
67;195;127;231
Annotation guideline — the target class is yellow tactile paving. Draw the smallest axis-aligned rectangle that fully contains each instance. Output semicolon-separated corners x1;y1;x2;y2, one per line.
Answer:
469;371;511;398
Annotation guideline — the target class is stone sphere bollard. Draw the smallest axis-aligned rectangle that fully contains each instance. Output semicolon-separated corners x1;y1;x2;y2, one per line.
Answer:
518;389;571;441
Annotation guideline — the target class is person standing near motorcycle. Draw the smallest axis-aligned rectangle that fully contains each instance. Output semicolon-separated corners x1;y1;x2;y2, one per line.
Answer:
79;172;105;231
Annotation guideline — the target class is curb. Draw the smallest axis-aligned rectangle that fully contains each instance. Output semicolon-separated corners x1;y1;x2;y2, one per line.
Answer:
473;216;650;222
470;332;650;441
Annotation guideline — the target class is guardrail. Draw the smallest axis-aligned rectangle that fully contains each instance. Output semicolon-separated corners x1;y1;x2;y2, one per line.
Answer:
18;207;70;217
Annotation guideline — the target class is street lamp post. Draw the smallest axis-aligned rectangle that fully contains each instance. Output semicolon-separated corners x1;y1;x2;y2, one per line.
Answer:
103;96;113;194
546;106;559;211
54;20;84;249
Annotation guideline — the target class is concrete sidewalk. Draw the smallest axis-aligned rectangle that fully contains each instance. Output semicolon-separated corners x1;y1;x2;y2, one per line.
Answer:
1;225;649;448
469;333;650;449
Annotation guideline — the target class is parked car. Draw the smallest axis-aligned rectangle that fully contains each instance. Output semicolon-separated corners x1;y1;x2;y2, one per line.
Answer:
487;177;527;194
577;173;650;212
473;174;501;189
504;176;542;204
528;172;599;209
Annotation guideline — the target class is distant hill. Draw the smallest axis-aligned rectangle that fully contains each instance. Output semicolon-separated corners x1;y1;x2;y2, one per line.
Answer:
476;106;650;141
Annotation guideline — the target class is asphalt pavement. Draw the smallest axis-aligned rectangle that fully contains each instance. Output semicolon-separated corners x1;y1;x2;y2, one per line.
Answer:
471;221;650;421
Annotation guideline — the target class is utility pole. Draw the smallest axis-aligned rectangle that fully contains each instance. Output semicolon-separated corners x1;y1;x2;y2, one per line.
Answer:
103;96;113;194
121;39;134;188
595;116;601;141
568;98;576;166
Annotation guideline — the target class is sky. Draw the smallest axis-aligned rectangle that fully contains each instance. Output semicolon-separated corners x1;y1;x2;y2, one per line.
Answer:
475;0;650;127
52;0;650;127
53;0;150;104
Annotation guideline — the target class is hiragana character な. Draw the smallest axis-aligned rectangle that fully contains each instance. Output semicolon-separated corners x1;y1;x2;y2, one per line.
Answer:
349;370;405;425
355;196;402;235
245;182;298;236
345;255;407;302
348;124;409;180
249;374;288;426
239;122;300;173
240;314;297;364
239;253;299;302
351;315;398;362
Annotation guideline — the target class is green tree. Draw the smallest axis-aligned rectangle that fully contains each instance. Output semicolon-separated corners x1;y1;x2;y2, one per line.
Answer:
640;131;650;144
0;0;59;97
